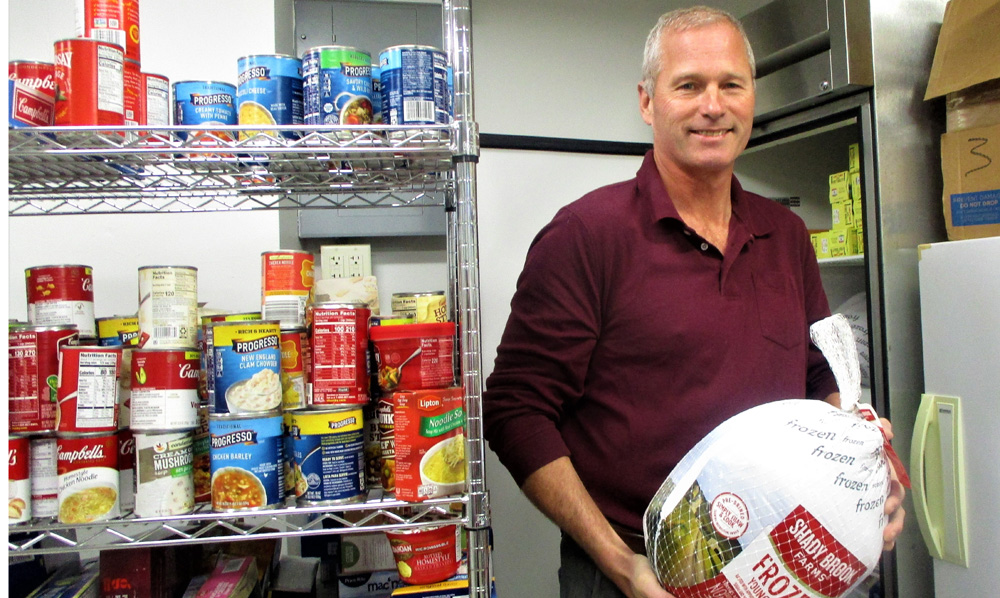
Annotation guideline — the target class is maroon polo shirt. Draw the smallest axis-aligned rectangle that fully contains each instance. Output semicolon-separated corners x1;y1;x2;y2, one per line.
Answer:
482;151;838;533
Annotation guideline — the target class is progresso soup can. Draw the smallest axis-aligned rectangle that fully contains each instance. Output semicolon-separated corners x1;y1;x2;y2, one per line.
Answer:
211;321;283;414
97;315;139;346
302;45;373;125
378;45;449;126
26;265;96;339
56;431;120;524
288;407;366;505
208;411;284;511
173;80;237;138
201;312;262;409
236;54;303;139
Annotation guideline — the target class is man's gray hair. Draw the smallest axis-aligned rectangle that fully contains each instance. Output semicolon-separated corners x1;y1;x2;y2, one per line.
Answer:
640;5;756;98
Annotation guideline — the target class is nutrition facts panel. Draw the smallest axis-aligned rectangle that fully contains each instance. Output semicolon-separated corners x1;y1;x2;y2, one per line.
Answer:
76;351;120;426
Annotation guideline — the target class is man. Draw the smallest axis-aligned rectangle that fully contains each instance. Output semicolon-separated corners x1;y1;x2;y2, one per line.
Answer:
482;6;905;598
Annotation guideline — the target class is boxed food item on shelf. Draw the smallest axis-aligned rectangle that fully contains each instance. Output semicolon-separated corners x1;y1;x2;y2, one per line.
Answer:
341;533;398;574
99;545;200;598
389;578;498;598
27;560;100;598
939;122;1000;240
392;387;466;502
201;538;281;594
848;143;861;174
270;556;319;598
831;199;855;230
338;570;405;598
828;171;850;202
195;556;258;598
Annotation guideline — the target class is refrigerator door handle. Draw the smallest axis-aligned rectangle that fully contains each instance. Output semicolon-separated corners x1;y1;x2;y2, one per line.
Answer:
910;393;969;567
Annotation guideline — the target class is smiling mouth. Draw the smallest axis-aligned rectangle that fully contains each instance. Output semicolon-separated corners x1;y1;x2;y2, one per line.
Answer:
691;129;731;137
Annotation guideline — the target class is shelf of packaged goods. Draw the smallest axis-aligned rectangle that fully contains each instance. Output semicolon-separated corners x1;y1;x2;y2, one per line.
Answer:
7;125;455;215
7;491;466;556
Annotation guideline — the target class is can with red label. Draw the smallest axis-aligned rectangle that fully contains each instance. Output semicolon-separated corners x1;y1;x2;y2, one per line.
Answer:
310;302;371;407
118;427;135;513
26;265;96;338
75;0;130;57
262;250;315;329
129;348;200;431
8;61;57;127
9;435;32;524
137;265;199;349
124;58;141;126
30;435;58;521
123;0;140;62
9;325;80;434
56;431;120;523
54;38;125;126
55;345;123;433
280;328;311;411
142;72;170;126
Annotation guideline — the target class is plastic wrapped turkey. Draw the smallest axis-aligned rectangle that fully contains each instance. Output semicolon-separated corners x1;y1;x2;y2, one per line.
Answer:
643;315;900;598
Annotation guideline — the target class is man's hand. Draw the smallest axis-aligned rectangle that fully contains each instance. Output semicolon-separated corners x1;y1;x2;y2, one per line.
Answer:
880;418;906;551
627;554;677;598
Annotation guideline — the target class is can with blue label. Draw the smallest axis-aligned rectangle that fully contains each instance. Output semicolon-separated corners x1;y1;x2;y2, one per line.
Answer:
289;407;366;505
211;320;282;414
379;45;449;126
371;63;382;124
173;80;237;139
236;54;303;139
301;45;373;125
208;410;284;511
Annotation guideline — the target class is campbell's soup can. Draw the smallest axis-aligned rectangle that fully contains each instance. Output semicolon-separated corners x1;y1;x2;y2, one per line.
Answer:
134;430;195;517
123;58;141;126
310;302;371;407
172;80;237;139
261;250;314;328
137;265;199;349
9;325;80;433
280;328;311;410
192;406;211;504
75;0;126;56
122;0;140;62
118;427;135;512
142;72;170;126
212;321;283;414
9;435;32;524
56;431;120;523
391;291;448;324
97;315;139;347
55;345;123;433
30;435;59;521
8;61;57;127
129;348;200;431
301;45;373;125
209;411;284;511
288;407;366;505
236;54;303;139
54;38;125;126
26;265;96;338
379;45;450;126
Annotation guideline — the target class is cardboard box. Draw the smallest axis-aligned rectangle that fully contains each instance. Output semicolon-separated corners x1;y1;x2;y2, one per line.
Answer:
851;172;862;202
195;556;258;598
812;231;833;260
946;78;1000;131
831;199;855;231
940;122;1000;239
924;0;1000;103
848;143;861;174
337;570;405;598
829;228;859;257
99;546;198;598
341;533;398;574
828;171;850;202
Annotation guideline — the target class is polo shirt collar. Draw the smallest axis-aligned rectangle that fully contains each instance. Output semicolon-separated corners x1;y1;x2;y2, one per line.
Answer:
638;150;777;238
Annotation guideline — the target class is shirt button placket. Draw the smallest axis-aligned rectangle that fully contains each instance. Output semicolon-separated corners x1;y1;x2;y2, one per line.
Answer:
700;242;709;251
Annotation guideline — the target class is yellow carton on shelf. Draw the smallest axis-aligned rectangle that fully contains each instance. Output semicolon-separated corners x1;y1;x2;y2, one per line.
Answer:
852;197;863;224
831;199;855;231
829;228;859;257
857;227;865;254
813;231;833;260
829;171;850;202
851;172;862;201
849;143;861;173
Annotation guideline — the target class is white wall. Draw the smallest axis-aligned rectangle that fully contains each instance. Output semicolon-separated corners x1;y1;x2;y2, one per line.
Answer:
7;0;283;321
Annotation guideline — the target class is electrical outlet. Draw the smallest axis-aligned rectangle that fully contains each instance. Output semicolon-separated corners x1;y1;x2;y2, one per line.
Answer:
321;244;372;279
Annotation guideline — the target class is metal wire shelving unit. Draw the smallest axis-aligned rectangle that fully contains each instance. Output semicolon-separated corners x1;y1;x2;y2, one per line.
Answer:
7;2;490;594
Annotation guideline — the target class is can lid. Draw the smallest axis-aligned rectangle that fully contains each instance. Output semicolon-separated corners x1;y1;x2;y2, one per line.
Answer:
369;321;455;341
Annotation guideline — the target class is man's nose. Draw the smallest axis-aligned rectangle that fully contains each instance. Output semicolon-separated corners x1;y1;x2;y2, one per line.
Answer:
699;86;725;118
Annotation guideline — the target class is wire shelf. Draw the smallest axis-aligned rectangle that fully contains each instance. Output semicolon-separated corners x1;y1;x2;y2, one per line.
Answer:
8;125;455;214
8;491;466;556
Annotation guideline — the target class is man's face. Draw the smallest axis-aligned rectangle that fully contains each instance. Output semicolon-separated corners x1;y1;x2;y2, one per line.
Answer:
639;22;755;177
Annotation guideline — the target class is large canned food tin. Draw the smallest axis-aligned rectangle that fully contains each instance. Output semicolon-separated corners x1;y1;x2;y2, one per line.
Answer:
370;322;456;393
8;61;56;127
212;321;282;414
288;407;366;505
201;312;262;406
378;45;449;126
9;325;80;434
310;302;371;407
137;265;199;349
141;72;170;126
30;435;59;521
301;46;373;125
129;348;200;431
53;38;124;126
236;54;303;139
192;406;211;504
26;265;96;338
76;0;130;58
370;63;382;123
261;250;314;329
118;427;135;513
208;411;284;511
134;430;195;517
123;58;141;126
122;0;140;62
376;396;395;491
97;315;139;346
282;410;297;499
55;345;123;433
56;431;120;523
390;291;448;324
172;80;237;137
9;435;32;524
280;328;311;411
